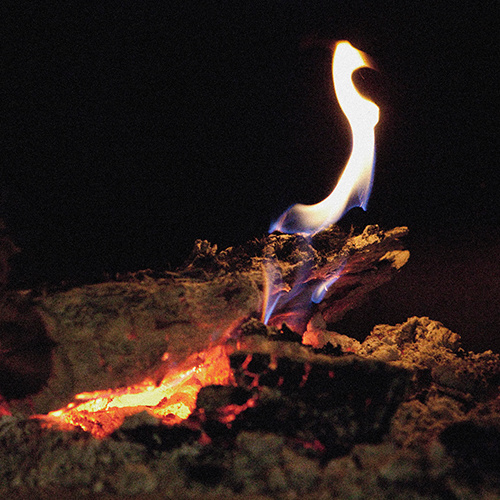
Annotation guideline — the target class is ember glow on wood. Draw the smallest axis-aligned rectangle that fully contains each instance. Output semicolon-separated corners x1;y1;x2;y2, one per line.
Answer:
38;344;233;438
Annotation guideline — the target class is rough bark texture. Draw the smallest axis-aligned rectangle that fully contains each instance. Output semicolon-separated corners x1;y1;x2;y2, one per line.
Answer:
1;224;408;415
4;274;260;415
0;317;498;499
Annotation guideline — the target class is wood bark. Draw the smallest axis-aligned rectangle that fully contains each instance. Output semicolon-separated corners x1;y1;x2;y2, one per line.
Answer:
0;224;409;414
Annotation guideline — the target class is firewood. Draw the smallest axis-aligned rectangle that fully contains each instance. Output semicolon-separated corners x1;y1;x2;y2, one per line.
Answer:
0;224;409;415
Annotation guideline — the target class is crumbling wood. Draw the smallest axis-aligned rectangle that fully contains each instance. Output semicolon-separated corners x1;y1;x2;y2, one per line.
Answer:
0;224;409;415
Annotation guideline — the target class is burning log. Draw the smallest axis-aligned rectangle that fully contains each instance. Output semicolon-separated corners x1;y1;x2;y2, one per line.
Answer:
0;224;408;419
1;34;497;497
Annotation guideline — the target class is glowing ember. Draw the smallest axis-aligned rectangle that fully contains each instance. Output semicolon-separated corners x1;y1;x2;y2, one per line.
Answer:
270;40;379;235
35;345;233;438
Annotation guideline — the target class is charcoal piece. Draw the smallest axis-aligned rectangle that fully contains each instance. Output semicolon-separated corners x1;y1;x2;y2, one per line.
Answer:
232;395;301;436
276;357;308;390
258;368;281;388
269;324;303;343
227;338;411;455
195;385;254;445
229;352;249;371
202;418;238;444
246;353;272;374
114;422;200;453
313;341;345;356
196;385;252;412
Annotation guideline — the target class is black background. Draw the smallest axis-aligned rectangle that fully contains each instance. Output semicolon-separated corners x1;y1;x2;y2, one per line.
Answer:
2;2;498;350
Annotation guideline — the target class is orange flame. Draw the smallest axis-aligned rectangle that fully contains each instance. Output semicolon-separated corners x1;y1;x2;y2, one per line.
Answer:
271;41;379;235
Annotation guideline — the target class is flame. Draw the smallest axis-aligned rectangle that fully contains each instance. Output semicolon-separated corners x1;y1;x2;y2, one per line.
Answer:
261;256;346;332
270;41;379;235
32;41;381;437
260;243;318;332
310;262;345;303
35;344;233;438
261;260;290;325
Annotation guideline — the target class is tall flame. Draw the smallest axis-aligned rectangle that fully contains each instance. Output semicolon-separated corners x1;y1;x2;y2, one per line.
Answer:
270;41;379;235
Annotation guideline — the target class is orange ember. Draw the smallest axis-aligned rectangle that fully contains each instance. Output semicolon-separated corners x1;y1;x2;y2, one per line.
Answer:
35;345;233;438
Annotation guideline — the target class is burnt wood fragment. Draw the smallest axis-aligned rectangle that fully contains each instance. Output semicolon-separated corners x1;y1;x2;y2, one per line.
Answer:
112;411;201;454
198;336;412;457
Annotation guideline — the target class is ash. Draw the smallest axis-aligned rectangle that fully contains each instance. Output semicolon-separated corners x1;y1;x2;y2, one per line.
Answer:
1;317;499;499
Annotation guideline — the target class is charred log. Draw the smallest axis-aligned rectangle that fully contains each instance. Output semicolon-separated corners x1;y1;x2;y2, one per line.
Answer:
0;224;408;415
198;336;411;459
0;316;499;498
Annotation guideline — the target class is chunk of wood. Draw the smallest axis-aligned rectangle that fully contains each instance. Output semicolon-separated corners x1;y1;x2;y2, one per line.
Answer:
0;225;408;414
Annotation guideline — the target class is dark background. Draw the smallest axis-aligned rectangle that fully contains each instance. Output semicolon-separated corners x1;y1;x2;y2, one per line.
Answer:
2;1;498;350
